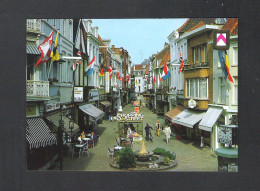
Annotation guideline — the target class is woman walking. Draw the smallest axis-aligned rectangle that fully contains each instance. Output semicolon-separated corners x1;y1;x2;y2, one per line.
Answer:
164;125;172;143
155;120;161;137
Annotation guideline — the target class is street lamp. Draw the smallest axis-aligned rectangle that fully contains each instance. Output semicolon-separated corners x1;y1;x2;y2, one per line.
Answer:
69;118;74;140
58;104;65;171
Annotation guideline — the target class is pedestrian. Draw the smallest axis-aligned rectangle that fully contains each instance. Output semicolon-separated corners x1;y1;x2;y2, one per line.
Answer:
145;123;153;141
155;120;161;137
164;125;172;143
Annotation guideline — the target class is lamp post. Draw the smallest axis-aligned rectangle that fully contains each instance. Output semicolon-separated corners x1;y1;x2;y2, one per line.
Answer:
58;104;65;171
69;118;74;141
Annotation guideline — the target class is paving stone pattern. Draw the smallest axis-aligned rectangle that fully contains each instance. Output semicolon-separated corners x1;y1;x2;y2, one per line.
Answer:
51;104;218;171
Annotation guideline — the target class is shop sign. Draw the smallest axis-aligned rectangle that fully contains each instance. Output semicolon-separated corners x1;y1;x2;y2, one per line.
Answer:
133;101;140;107
74;87;83;102
105;72;110;93
188;99;196;108
89;90;99;102
117;113;144;121
134;107;139;113
213;30;230;50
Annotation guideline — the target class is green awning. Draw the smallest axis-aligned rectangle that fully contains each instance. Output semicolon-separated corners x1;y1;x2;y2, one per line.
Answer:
215;148;238;158
26;41;41;55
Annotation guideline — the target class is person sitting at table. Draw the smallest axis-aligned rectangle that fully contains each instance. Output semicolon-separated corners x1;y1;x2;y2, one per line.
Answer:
81;131;86;139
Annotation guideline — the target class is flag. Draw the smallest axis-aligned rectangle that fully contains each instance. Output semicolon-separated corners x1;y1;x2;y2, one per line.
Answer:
117;72;122;80
179;52;184;73
108;64;113;79
77;51;81;56
159;71;163;82
161;61;171;80
218;50;228;78
51;31;60;62
153;72;156;83
99;67;104;76
72;60;81;71
224;50;234;83
86;56;95;76
35;28;55;68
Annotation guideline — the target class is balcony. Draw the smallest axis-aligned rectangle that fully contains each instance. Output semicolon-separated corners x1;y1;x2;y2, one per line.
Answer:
26;80;50;101
27;19;41;32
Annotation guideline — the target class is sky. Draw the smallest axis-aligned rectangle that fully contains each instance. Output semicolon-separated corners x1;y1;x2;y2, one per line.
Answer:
91;19;187;65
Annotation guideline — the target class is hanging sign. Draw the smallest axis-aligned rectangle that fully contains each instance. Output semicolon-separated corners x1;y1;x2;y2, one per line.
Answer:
188;99;196;108
74;87;83;102
213;30;230;50
105;72;110;93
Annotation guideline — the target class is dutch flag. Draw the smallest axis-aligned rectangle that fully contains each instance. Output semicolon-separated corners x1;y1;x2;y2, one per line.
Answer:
85;56;95;76
161;61;171;80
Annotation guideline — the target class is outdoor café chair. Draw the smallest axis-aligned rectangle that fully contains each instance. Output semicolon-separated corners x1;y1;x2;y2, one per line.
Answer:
72;145;82;159
81;143;89;157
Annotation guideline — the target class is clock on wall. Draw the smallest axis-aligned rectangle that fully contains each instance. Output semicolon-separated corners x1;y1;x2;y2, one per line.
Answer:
218;126;232;145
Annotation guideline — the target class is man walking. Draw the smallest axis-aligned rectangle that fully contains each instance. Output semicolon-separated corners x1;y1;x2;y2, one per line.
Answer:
145;123;153;141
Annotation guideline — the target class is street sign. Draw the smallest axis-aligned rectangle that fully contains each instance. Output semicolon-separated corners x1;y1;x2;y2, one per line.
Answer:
213;30;230;50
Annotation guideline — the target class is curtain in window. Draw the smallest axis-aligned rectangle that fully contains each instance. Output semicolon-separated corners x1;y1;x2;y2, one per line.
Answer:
199;78;207;98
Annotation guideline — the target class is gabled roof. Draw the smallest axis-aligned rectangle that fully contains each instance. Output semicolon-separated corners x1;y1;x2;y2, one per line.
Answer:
222;18;238;35
160;49;170;66
98;34;106;46
156;44;170;60
178;18;216;33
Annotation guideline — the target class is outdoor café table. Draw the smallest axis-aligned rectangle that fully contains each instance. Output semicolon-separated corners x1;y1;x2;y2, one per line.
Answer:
83;137;91;143
114;146;123;151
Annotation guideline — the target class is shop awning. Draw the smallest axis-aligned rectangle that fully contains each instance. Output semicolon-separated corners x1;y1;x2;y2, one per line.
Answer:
172;109;205;128
79;104;104;121
26;41;41;55
199;107;223;132
26;117;57;149
100;101;112;107
215;148;238;158
46;113;80;136
165;106;185;121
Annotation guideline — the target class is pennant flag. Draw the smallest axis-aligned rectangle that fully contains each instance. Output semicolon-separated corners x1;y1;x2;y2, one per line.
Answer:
86;56;95;76
179;52;184;73
51;31;60;62
224;50;234;83
161;61;171;80
35;28;55;68
108;64;113;79
99;67;104;76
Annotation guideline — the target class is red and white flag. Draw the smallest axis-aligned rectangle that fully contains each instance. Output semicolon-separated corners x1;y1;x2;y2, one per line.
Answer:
35;28;55;68
77;51;81;56
72;60;81;71
108;64;113;79
179;52;184;73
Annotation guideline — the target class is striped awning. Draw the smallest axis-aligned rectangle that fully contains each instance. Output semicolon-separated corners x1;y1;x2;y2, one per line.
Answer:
100;101;112;107
199;107;223;132
46;113;80;136
79;104;104;121
172;109;205;128
26;41;41;55
26;117;57;150
165;106;185;121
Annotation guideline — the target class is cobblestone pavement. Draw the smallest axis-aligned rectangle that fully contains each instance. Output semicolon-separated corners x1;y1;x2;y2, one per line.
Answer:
51;104;218;171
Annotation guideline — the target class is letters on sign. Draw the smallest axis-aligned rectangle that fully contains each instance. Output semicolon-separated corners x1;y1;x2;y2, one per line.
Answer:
117;113;144;121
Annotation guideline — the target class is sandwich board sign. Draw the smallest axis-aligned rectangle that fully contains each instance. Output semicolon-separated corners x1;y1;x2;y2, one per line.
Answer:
213;30;230;50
